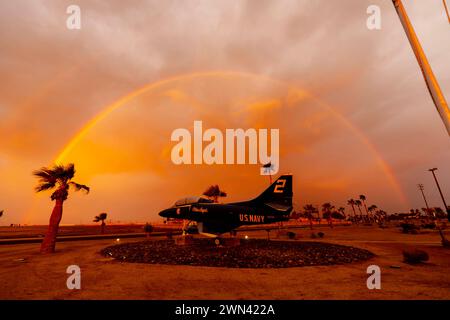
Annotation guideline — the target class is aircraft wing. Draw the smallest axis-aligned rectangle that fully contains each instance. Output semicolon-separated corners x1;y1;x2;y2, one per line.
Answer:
264;202;292;212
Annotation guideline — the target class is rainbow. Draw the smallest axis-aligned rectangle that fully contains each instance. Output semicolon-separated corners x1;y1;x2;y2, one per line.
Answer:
52;70;407;205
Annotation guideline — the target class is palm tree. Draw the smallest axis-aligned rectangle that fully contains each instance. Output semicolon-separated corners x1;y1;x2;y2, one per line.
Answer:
94;212;108;234
355;199;363;218
321;203;335;219
347;199;357;221
338;207;346;218
322;203;335;228
359;195;369;216
33;163;89;253
203;185;227;203
368;205;378;215
303;204;317;229
262;162;274;184
368;205;378;222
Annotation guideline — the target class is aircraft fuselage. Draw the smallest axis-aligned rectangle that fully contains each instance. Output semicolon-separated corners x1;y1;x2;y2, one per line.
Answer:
159;203;289;234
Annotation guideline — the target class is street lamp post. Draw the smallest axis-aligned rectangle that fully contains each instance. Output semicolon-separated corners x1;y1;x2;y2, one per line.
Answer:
428;168;450;221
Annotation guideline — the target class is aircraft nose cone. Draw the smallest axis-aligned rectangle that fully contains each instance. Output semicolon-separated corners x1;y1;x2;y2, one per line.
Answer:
158;208;173;218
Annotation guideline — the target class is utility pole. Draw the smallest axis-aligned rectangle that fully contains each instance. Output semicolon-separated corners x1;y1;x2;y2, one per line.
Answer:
428;168;450;221
392;0;450;135
417;184;430;211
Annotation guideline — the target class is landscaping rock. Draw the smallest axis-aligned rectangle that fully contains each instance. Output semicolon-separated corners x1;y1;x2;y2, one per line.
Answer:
101;239;374;268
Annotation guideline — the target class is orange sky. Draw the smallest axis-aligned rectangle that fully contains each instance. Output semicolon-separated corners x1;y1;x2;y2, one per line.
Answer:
0;0;449;225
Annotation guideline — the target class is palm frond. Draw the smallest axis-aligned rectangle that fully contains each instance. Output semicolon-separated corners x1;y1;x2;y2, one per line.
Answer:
32;167;57;184
70;182;90;194
53;163;75;182
65;163;75;180
35;182;56;193
94;213;107;222
203;185;227;197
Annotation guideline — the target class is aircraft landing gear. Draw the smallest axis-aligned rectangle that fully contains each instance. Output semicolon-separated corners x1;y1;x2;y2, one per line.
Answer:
182;219;188;236
175;220;196;246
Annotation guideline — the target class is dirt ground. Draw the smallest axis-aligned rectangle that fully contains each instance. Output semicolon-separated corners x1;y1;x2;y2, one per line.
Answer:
0;225;449;300
0;224;176;239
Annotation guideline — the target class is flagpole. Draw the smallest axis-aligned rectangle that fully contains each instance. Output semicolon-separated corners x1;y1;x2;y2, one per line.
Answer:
443;0;450;23
392;0;450;135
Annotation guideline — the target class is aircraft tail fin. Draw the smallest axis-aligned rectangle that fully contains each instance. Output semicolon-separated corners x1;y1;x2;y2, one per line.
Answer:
251;174;293;211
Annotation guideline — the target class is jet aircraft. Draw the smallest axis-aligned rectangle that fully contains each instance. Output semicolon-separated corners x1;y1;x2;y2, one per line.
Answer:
159;174;293;236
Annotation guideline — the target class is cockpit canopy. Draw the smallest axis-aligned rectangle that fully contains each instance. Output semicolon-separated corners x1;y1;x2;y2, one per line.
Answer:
174;196;213;207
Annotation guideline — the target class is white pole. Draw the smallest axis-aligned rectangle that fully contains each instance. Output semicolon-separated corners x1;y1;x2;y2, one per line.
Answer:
392;0;450;135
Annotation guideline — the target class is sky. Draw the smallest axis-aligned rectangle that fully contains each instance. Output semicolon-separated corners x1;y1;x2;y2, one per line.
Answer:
0;0;449;225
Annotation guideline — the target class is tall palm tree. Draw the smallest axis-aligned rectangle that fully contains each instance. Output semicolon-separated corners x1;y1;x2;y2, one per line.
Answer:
359;195;369;216
347;199;357;218
203;185;227;203
94;212;108;234
33;163;89;253
355;199;363;218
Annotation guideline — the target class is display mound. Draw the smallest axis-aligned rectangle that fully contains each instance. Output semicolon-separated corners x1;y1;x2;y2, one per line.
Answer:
101;239;374;268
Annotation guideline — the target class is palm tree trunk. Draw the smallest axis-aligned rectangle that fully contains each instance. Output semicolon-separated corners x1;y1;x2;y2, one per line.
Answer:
350;205;356;217
40;199;64;253
101;222;105;234
363;201;369;217
358;206;363;218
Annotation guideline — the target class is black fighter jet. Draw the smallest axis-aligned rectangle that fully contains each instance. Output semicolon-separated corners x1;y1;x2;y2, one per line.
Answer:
159;174;293;236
